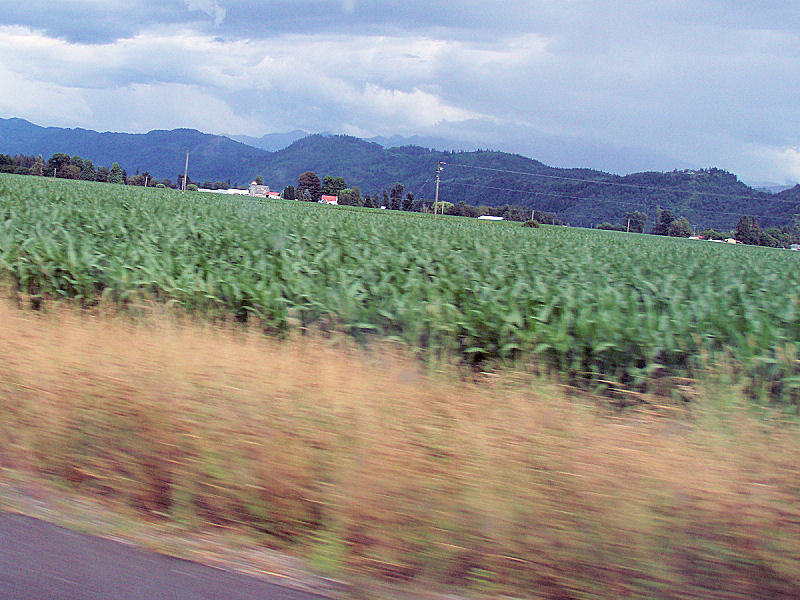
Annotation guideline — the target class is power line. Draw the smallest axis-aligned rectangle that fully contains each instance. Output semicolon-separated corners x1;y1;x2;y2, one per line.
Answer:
447;181;793;220
378;166;796;224
452;181;585;202
444;162;800;204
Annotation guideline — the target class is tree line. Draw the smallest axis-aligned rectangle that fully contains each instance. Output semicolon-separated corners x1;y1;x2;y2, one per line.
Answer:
281;170;561;223
6;153;793;242
0;152;555;225
595;208;800;248
0;152;209;190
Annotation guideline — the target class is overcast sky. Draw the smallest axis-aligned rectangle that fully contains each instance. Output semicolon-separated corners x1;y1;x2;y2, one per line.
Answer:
1;1;798;183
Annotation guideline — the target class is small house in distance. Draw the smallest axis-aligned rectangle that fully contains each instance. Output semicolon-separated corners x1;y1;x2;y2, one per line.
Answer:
320;195;339;205
249;182;270;197
478;215;504;221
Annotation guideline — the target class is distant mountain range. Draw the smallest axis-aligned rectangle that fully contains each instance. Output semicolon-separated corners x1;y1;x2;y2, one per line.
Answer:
0;118;267;185
226;130;308;152
1;117;798;230
228;130;479;154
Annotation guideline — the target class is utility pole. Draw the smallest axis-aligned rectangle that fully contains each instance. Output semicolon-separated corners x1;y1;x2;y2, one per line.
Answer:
626;218;630;233
182;151;189;192
434;160;445;219
532;209;535;221
144;175;149;188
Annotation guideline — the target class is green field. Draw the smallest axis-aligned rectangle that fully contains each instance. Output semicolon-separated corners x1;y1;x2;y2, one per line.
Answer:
2;174;799;401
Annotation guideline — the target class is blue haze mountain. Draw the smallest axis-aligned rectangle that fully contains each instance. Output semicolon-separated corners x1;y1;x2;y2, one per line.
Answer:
226;131;308;152
0;118;268;187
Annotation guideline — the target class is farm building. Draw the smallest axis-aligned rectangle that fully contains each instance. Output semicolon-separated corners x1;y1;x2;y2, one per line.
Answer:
320;195;339;205
478;215;504;221
249;182;270;197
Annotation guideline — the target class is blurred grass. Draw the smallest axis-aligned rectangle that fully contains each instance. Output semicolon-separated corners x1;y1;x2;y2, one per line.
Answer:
1;299;800;599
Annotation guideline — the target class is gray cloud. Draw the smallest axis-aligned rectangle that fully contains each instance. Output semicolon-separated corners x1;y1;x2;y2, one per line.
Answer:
1;1;799;182
5;1;799;43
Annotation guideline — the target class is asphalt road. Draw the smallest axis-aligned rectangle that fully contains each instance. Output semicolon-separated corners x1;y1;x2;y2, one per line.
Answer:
0;512;329;600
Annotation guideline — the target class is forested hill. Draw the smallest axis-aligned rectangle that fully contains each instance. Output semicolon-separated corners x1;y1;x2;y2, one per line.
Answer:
2;118;797;230
0;118;269;185
776;184;800;204
260;135;798;230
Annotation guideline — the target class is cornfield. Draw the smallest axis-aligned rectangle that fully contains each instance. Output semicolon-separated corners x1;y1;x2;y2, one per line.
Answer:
2;174;800;401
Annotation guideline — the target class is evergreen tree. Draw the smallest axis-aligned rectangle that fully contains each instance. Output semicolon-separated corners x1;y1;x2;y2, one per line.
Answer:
282;185;296;200
651;208;675;235
735;215;762;245
403;191;414;211
80;159;96;181
109;162;124;184
30;155;44;176
382;190;389;208
390;183;404;210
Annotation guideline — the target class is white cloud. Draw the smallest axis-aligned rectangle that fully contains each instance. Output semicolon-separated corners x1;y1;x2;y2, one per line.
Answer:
336;83;483;130
743;144;800;184
0;25;253;89
0;25;492;132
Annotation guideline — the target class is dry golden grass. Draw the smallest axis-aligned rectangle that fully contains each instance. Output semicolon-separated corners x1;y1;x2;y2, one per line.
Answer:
1;299;800;599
